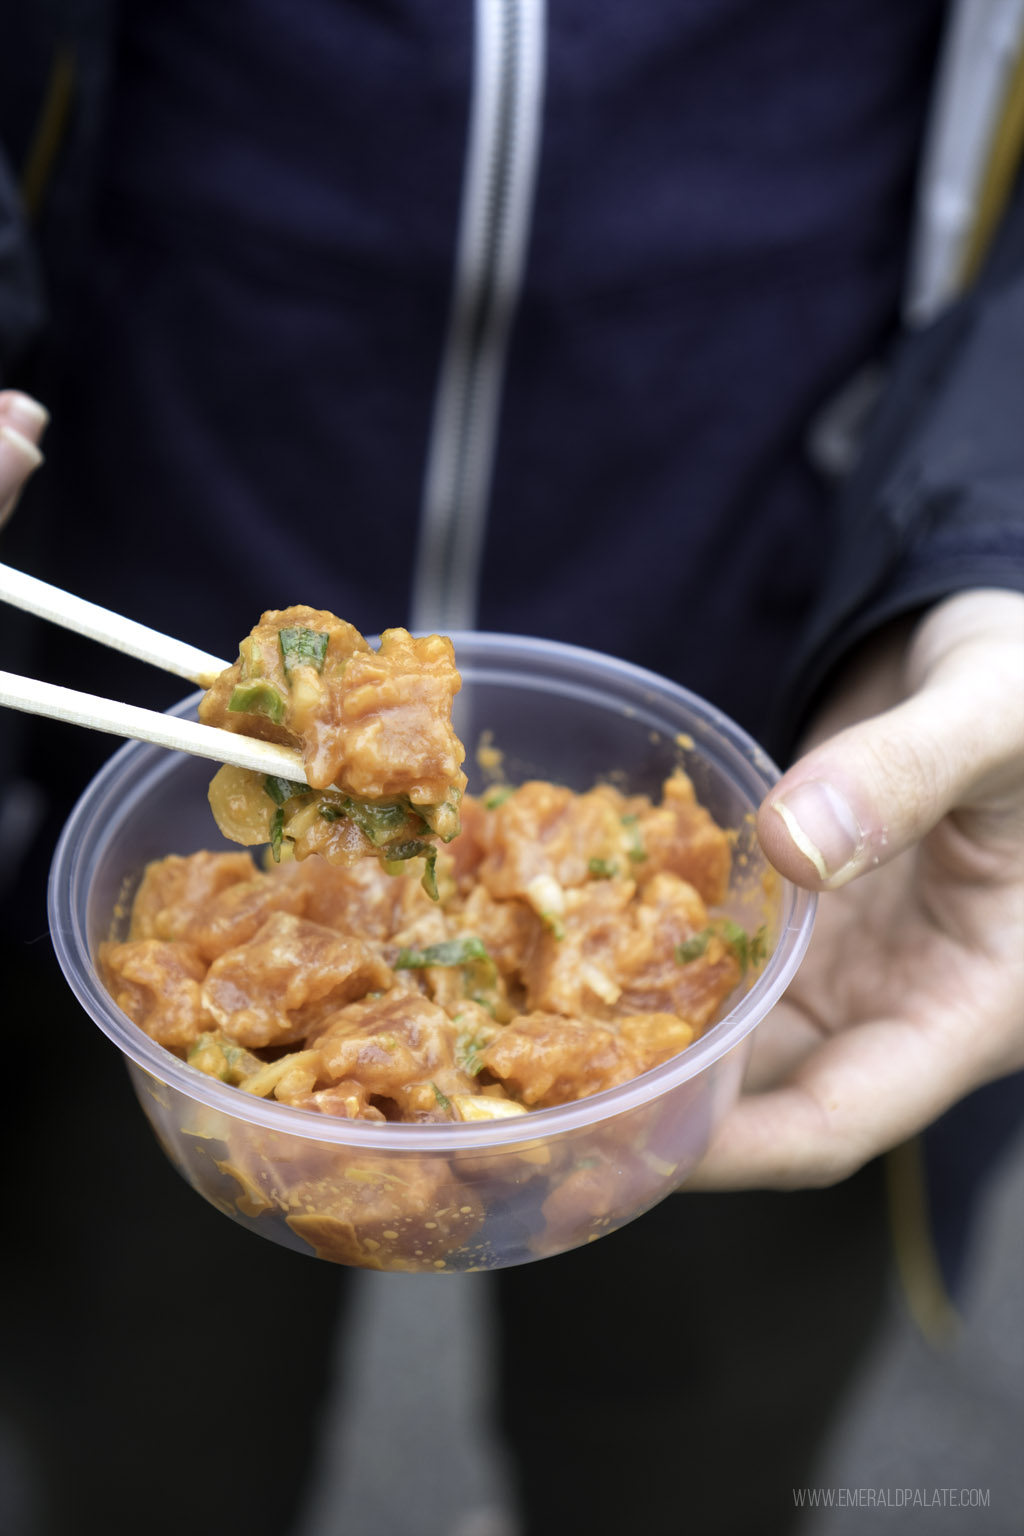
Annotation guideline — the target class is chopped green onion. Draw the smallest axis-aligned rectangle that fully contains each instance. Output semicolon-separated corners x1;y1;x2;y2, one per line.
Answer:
316;795;429;850
717;918;769;975
228;681;286;725
380;838;430;862
421;846;439;902
621;814;647;863
717;918;749;970
483;785;513;810
675;920;769;975
675;929;711;964
455;1030;488;1076
314;798;440;896
269;807;286;862
430;1081;452;1110
188;1032;260;1083
588;857;619;879
264;774;307;806
279;626;329;677
394;937;491;970
346;797;425;848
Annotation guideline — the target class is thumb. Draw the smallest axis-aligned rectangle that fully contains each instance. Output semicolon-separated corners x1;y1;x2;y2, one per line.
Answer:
758;596;1024;890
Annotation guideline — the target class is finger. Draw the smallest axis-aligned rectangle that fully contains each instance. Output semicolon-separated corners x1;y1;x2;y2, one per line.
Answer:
758;606;1024;890
0;389;50;444
0;394;48;531
736;997;825;1093
685;1009;1000;1192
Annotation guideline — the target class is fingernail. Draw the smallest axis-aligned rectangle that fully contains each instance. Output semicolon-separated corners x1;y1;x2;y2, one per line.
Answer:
0;423;45;469
772;780;864;884
0;390;50;434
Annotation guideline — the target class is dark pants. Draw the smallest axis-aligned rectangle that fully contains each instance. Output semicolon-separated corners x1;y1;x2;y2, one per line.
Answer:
495;1170;887;1536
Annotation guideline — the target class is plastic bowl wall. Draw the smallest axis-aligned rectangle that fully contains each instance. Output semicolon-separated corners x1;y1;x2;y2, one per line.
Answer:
49;633;815;1271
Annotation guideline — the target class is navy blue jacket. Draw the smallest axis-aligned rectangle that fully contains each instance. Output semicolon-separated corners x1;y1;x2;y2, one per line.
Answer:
0;1;982;739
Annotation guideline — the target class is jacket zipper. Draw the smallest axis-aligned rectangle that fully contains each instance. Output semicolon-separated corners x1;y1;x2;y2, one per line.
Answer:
410;0;546;633
905;0;1024;324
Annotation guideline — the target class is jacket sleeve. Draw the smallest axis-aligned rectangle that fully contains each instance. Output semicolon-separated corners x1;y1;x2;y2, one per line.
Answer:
0;148;46;385
781;168;1024;747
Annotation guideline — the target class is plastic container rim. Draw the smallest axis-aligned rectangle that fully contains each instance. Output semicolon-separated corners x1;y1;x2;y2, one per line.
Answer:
48;630;817;1151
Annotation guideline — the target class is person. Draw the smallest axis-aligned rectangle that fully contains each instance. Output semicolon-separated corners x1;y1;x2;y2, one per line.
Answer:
0;3;1021;1534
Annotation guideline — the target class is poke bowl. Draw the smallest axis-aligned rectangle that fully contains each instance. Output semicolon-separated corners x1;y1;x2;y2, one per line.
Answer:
48;632;815;1271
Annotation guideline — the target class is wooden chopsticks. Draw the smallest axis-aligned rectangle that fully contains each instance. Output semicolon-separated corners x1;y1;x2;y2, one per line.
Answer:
0;560;228;684
0;561;310;782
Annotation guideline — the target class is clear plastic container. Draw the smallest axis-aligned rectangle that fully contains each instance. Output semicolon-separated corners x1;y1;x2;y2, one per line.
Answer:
49;633;815;1271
